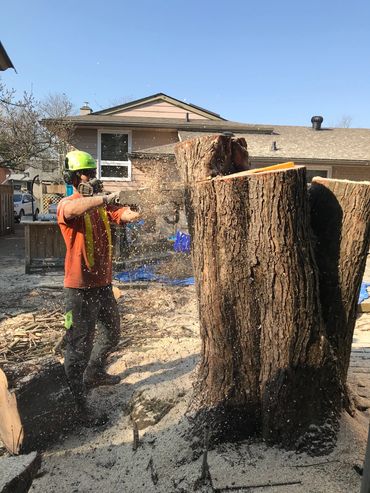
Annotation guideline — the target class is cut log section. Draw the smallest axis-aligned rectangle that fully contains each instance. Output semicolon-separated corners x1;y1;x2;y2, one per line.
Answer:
309;178;370;386
0;368;23;454
0;357;77;453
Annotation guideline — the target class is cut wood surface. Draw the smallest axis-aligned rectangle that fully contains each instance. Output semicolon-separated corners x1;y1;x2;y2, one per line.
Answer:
0;368;23;454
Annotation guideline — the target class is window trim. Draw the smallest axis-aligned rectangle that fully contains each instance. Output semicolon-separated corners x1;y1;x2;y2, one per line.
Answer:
97;129;132;181
305;165;332;180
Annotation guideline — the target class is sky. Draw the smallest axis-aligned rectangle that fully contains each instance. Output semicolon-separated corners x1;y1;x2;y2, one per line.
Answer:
1;0;370;128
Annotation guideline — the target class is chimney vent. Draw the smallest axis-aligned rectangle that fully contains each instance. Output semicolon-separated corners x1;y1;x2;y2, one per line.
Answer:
311;115;323;130
80;102;92;115
271;141;277;151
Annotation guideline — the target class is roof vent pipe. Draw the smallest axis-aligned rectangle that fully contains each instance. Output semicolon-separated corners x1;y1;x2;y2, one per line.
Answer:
185;112;190;122
311;115;323;130
271;141;277;151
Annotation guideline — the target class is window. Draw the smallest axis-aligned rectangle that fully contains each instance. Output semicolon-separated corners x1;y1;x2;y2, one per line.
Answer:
305;166;332;183
98;130;132;181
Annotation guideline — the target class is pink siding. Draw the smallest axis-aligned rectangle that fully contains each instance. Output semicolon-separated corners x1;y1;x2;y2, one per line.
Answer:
71;129;98;158
332;166;370;181
73;128;178;155
102;158;180;193
133;130;179;150
112;101;209;120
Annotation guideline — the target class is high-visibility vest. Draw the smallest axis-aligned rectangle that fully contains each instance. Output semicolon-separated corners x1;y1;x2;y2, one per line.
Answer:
83;206;112;270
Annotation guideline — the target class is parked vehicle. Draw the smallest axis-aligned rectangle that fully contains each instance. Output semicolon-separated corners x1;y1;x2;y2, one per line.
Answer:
14;192;39;223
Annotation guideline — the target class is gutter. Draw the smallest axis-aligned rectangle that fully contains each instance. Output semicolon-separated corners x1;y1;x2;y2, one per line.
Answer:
250;156;370;167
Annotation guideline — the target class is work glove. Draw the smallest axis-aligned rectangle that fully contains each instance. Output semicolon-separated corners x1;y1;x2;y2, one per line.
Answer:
102;191;121;206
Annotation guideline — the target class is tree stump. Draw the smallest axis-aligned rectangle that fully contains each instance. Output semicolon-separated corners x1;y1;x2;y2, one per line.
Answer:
175;134;370;454
309;178;370;385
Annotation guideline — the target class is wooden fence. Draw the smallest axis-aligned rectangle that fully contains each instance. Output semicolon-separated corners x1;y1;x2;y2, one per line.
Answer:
0;185;14;235
24;222;66;274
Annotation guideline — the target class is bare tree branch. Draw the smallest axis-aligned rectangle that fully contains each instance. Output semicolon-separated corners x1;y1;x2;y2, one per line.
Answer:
0;82;75;172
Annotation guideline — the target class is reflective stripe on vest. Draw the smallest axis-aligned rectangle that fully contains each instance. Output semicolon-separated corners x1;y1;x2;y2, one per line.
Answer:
84;213;95;269
83;207;112;270
98;206;112;260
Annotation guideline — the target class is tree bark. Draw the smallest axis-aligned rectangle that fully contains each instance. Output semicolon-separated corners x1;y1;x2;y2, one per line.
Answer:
309;177;370;385
174;135;353;454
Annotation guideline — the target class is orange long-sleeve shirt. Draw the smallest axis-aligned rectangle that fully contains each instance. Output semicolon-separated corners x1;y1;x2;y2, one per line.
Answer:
57;193;126;288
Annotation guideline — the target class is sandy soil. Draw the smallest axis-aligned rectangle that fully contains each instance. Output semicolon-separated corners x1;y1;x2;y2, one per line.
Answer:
1;229;370;492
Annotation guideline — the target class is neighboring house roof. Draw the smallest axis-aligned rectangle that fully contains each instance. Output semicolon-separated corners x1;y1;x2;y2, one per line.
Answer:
57;114;273;134
91;93;226;120
180;127;370;164
5;172;30;182
0;41;15;72
132;126;370;166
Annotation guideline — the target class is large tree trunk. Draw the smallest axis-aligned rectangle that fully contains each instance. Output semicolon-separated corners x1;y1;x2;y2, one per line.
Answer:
309;178;370;385
175;135;369;454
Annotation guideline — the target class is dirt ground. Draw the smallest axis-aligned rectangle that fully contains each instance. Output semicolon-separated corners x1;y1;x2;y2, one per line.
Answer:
1;225;370;492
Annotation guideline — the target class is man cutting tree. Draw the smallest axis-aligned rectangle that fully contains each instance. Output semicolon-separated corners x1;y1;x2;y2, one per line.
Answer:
57;150;140;426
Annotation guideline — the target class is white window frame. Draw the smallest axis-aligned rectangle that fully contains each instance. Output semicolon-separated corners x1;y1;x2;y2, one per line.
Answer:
305;165;332;181
97;129;132;181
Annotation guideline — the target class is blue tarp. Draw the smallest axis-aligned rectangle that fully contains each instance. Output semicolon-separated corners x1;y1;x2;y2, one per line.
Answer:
359;282;370;304
174;231;191;253
115;264;194;286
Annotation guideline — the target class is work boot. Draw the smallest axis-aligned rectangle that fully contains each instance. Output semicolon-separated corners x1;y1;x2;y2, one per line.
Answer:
84;369;121;390
75;398;109;428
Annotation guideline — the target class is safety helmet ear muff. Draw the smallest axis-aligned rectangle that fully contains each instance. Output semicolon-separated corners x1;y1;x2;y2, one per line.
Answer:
63;170;74;184
63;156;75;184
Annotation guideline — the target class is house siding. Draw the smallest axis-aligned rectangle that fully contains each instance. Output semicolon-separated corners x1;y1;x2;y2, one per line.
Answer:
71;128;98;159
0;167;9;183
72;128;180;190
73;128;179;155
332;166;370;181
102;157;179;193
132;130;179;150
111;101;209;120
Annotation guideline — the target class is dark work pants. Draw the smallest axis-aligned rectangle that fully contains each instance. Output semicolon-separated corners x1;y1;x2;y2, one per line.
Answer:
63;285;120;401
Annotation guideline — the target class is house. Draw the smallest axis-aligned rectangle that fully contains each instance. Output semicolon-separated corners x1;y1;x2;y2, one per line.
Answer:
50;93;370;194
0;41;15;72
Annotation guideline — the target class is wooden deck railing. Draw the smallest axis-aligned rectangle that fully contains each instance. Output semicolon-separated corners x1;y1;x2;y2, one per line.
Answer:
0;185;14;235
